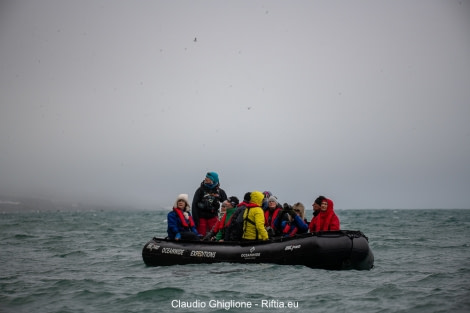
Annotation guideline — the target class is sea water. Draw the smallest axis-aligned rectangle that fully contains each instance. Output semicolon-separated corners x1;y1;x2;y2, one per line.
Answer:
1;209;469;313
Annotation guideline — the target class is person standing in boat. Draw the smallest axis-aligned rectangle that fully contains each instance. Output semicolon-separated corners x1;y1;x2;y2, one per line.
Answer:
264;195;283;237
308;197;340;232
192;172;228;236
242;191;269;241
203;196;239;241
167;194;200;241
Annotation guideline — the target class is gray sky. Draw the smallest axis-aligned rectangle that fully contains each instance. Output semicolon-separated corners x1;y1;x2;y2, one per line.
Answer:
1;0;469;210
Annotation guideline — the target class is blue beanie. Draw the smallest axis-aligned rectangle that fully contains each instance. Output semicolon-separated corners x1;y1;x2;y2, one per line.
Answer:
206;172;219;185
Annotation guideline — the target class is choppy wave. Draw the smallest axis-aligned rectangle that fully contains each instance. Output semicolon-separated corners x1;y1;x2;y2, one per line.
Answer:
0;209;469;313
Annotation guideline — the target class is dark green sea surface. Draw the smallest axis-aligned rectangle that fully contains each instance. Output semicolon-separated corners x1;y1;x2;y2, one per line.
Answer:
1;209;469;313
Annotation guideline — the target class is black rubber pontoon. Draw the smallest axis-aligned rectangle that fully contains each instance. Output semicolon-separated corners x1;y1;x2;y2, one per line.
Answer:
142;230;374;270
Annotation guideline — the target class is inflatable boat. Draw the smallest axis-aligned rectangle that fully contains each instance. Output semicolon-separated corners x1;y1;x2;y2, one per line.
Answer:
142;230;374;270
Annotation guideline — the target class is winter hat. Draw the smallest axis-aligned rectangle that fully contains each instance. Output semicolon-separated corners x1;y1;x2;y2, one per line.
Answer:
268;196;278;204
263;191;272;198
206;172;219;185
228;196;239;207
174;193;190;210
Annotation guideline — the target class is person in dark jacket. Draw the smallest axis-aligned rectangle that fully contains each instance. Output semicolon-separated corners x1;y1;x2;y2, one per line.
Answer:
311;195;325;218
224;192;251;241
264;195;283;237
167;194;200;240
191;172;227;236
261;191;272;211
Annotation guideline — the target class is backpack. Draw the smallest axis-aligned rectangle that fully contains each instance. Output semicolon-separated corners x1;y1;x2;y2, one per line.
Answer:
224;205;246;241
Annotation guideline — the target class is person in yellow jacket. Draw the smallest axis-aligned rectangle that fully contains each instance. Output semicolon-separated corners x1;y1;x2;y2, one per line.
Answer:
242;191;269;241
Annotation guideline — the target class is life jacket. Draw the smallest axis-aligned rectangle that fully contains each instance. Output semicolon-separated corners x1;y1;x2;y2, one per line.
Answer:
173;208;195;229
264;207;281;229
282;222;299;237
211;213;231;236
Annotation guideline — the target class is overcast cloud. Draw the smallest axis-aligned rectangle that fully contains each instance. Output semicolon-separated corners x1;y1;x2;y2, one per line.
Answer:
1;0;469;210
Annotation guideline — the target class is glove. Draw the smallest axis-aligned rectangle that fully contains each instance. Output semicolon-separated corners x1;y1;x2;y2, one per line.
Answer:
282;203;295;219
266;226;275;238
202;232;214;241
288;209;296;218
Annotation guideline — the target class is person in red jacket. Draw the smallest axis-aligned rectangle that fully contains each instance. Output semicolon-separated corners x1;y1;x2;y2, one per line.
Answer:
308;198;340;232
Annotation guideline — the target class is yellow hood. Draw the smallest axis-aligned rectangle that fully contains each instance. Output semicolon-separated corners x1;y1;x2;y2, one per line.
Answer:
250;191;264;206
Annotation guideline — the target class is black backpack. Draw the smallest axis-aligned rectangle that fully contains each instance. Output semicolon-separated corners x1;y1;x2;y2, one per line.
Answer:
224;205;246;241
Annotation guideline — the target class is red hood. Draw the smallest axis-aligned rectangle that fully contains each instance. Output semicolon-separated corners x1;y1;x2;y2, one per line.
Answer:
326;198;334;212
312;198;336;231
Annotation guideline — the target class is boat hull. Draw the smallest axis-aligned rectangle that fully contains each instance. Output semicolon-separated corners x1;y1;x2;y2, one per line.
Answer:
142;230;374;270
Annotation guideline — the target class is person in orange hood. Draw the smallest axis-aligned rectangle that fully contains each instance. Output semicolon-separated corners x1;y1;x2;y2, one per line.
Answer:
308;198;340;232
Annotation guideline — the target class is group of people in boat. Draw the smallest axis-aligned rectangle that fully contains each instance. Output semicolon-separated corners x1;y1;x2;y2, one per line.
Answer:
166;172;340;241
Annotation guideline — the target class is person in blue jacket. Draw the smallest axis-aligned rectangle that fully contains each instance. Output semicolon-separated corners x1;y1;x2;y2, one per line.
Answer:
278;202;309;237
167;194;200;241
